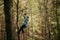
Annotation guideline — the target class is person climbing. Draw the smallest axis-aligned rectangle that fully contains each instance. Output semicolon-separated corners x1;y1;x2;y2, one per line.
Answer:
17;13;29;34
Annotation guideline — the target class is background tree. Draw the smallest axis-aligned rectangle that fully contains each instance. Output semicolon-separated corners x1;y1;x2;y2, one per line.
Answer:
4;0;13;40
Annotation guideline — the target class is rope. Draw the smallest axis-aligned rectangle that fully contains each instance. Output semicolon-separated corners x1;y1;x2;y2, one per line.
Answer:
16;0;20;40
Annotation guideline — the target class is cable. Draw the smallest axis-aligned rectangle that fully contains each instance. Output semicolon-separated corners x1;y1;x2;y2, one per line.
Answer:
16;0;20;40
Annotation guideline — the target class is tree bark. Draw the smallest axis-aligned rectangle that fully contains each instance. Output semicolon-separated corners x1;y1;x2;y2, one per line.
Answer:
4;0;13;40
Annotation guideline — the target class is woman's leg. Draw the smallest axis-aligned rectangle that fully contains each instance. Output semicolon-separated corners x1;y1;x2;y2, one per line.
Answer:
22;28;24;33
17;24;26;34
18;26;23;34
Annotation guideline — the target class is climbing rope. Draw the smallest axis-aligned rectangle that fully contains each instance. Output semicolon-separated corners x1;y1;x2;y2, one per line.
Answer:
16;0;20;40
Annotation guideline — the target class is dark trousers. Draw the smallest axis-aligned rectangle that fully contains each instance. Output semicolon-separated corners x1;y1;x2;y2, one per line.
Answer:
18;24;26;34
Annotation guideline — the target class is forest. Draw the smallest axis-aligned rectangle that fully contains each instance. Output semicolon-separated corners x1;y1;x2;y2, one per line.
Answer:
0;0;60;40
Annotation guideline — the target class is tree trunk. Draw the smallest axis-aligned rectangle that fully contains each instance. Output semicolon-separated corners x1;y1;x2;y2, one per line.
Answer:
4;0;13;40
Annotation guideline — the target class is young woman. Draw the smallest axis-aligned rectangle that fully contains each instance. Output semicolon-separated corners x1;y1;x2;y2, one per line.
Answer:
17;13;29;34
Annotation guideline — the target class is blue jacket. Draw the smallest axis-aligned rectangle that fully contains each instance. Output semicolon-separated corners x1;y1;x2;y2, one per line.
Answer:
23;16;28;26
